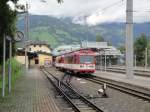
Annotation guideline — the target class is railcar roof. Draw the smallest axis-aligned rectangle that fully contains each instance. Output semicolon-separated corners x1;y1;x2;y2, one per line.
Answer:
55;49;95;57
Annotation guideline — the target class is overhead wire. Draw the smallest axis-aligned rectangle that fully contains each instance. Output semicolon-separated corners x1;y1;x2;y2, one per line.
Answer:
133;10;150;13
95;0;125;15
100;0;125;12
95;0;150;14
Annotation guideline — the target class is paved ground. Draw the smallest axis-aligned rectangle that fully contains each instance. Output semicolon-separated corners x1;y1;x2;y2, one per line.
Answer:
71;76;150;112
0;67;60;112
95;70;150;90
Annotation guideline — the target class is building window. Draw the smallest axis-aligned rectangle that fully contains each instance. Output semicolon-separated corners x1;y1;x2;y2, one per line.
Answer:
34;45;36;47
29;48;31;51
35;59;39;64
39;45;42;47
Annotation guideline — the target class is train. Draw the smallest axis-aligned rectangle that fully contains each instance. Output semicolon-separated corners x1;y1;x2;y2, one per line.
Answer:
55;49;96;74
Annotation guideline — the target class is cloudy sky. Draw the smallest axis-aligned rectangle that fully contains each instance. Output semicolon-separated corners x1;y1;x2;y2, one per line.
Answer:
17;0;150;25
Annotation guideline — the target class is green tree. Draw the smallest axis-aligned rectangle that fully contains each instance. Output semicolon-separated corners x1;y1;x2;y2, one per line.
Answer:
0;1;27;64
95;33;104;42
134;33;148;66
0;0;19;63
118;45;125;54
0;0;61;64
147;39;150;65
57;0;63;3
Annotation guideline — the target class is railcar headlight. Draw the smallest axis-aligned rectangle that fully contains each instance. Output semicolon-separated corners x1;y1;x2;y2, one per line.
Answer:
88;65;94;68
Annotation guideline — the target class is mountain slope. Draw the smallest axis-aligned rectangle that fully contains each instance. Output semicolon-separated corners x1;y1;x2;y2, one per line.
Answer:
17;15;150;48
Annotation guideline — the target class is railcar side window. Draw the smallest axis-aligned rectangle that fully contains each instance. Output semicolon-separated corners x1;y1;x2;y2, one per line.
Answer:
80;56;94;64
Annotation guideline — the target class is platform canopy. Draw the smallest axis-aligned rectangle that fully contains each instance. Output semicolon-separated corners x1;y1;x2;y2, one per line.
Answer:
53;41;122;56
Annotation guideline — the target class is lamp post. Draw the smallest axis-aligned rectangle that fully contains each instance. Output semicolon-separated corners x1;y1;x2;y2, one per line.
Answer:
2;34;6;97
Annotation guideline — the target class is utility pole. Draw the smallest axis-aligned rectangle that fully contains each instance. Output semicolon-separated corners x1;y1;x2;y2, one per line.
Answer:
145;47;148;68
126;0;134;79
25;3;29;69
2;34;6;97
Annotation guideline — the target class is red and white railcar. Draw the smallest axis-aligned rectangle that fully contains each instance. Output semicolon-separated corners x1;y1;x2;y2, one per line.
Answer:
55;49;96;74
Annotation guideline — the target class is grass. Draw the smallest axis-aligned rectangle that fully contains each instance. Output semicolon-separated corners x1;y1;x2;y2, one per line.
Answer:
0;58;24;97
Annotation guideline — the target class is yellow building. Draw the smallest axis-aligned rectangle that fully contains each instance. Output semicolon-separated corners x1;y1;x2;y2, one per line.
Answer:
16;41;52;67
29;52;52;66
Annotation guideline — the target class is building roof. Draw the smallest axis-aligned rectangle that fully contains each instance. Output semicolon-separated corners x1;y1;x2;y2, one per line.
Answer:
26;40;50;47
16;48;52;56
28;41;47;45
25;40;52;51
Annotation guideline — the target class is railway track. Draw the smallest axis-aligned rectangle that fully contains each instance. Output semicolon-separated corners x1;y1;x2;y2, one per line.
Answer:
85;76;150;101
106;67;150;77
42;68;104;112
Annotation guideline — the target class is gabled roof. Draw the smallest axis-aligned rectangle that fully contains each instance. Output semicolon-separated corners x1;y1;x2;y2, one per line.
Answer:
26;40;52;50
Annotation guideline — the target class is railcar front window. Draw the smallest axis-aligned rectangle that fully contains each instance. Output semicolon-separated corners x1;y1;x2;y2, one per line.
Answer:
80;56;94;64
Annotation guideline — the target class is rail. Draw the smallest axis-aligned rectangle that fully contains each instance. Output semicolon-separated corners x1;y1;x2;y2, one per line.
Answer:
42;68;104;112
85;76;150;101
105;67;150;77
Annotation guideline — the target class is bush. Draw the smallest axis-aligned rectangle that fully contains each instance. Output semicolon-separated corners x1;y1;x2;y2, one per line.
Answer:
0;58;24;93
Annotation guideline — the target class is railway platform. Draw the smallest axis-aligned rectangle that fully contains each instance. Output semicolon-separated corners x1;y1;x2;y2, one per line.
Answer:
108;66;150;72
0;67;60;112
95;70;150;91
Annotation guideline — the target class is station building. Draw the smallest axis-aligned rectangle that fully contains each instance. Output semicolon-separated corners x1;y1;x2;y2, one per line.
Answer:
16;41;52;67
